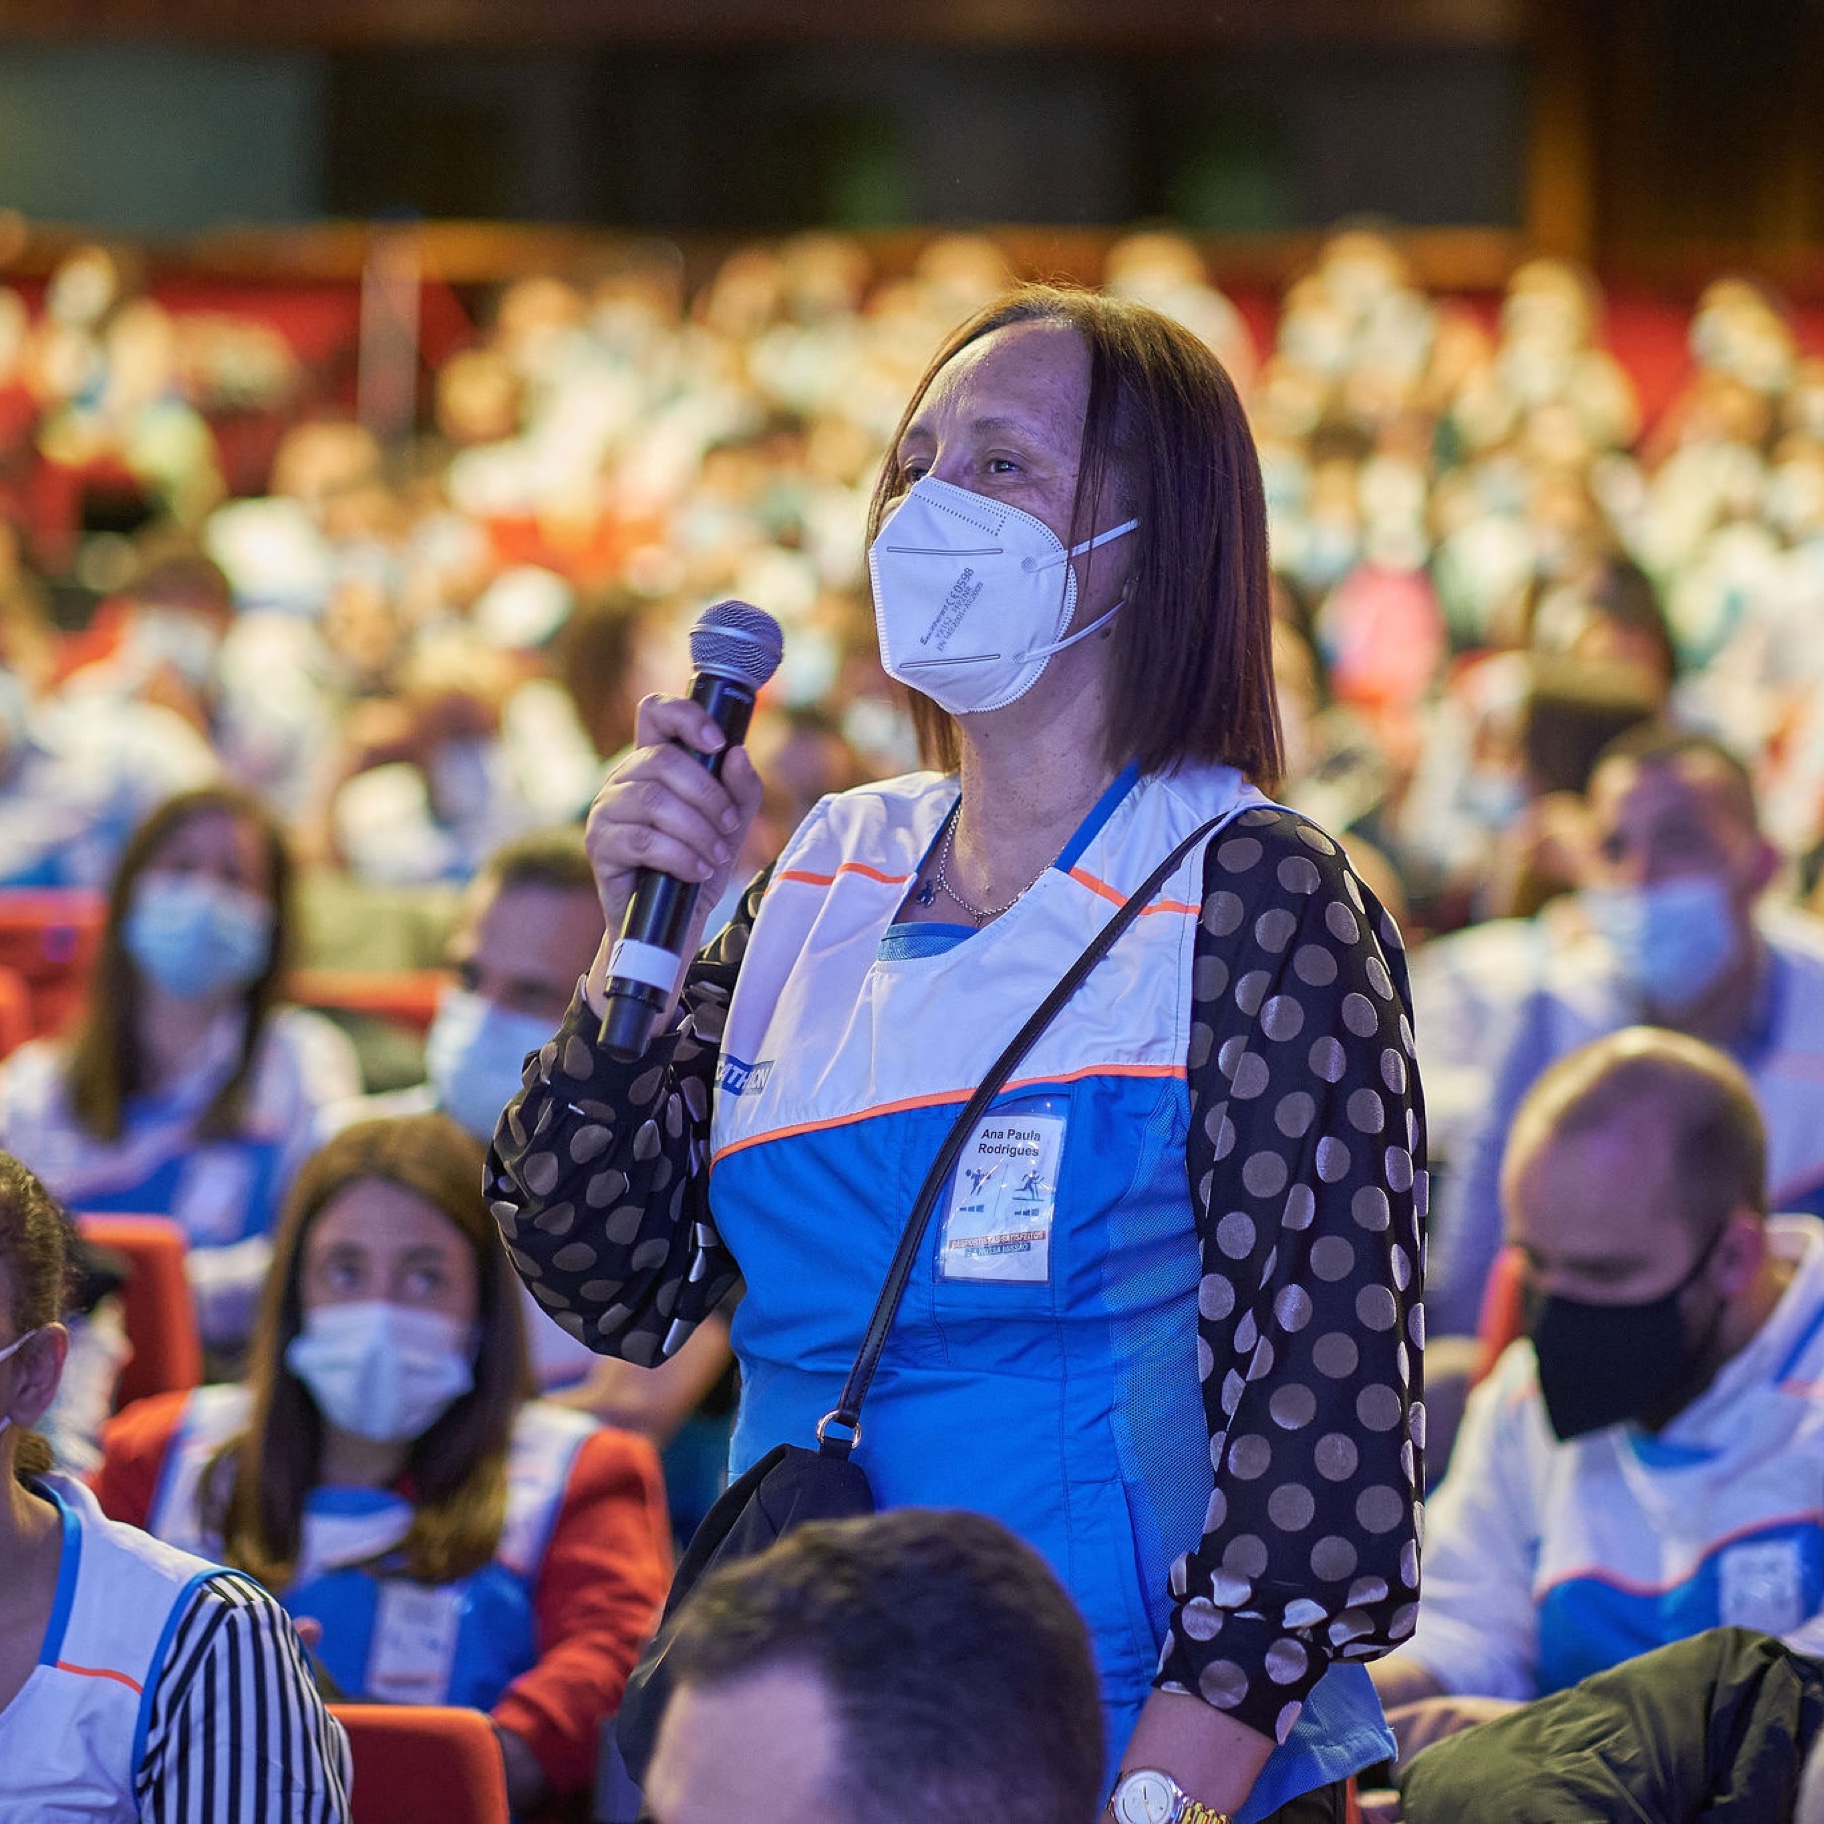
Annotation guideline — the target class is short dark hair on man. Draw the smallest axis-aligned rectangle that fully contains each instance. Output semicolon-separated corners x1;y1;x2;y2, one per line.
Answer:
1591;724;1759;825
665;1508;1105;1824
482;826;596;898
1506;1026;1768;1233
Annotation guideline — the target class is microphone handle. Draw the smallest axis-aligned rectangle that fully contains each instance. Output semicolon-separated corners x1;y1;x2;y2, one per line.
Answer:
598;672;760;1060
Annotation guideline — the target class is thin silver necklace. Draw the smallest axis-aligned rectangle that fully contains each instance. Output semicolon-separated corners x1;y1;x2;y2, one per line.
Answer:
928;808;1046;926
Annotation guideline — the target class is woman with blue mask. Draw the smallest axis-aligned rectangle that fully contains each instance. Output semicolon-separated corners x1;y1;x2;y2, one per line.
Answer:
492;287;1426;1824
0;785;361;1358
92;1113;673;1819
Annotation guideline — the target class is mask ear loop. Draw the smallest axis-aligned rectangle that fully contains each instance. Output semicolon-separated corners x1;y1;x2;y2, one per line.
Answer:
0;1326;41;1438
1020;517;1141;576
1012;518;1140;661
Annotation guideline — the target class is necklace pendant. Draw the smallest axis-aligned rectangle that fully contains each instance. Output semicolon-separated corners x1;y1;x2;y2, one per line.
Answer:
915;878;936;907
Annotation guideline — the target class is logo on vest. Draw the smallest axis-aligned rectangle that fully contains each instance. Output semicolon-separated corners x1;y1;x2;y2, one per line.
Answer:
719;1055;774;1096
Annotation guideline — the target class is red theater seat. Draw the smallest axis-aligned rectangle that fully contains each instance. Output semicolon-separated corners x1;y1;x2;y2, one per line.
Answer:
332;1705;510;1824
0;890;106;1038
0;964;30;1061
290;968;450;1037
75;1214;203;1409
1473;1246;1528;1386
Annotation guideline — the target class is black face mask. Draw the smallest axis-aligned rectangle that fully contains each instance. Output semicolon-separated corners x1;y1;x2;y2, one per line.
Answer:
1525;1224;1731;1442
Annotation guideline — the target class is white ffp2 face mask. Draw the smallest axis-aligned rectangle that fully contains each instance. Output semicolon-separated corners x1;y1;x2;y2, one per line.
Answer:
869;476;1139;715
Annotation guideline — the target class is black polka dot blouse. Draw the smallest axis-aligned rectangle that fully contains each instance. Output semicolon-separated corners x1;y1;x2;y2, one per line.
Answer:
487;805;1425;1744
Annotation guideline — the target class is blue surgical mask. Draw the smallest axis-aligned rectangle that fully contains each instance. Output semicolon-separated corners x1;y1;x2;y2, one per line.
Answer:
124;872;274;1000
127;608;222;690
424;984;553;1144
1582;875;1743;1010
1462;767;1528;830
285;1302;475;1444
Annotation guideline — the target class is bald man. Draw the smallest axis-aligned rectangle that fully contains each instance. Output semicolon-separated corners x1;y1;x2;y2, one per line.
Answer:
1370;1027;1824;1763
1432;724;1824;1334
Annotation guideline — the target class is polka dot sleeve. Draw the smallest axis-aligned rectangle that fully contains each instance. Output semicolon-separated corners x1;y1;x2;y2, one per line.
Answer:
1155;807;1426;1745
483;871;767;1367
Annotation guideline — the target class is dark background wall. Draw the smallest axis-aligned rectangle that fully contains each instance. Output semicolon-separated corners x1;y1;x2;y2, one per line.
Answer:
0;0;1819;287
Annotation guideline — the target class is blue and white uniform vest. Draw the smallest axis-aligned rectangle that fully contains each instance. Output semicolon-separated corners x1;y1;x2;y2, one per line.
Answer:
148;1384;595;1709
707;765;1394;1817
0;1474;226;1821
1411;1216;1824;1701
0;1005;359;1249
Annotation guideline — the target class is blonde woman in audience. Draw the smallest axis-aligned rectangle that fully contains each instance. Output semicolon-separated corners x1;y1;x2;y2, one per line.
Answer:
94;1112;673;1817
0;1147;350;1822
0;784;360;1355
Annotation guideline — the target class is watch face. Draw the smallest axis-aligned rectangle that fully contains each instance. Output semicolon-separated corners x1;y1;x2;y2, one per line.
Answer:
1114;1770;1177;1824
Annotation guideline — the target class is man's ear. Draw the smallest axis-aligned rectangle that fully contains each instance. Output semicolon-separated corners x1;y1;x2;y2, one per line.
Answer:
1713;1209;1766;1301
1746;834;1781;898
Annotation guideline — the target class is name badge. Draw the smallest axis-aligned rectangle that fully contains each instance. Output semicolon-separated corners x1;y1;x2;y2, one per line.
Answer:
174;1146;258;1246
367;1580;463;1704
1719;1538;1807;1636
938;1101;1066;1284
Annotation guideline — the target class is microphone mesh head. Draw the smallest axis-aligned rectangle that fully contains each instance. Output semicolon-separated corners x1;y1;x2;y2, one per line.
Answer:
690;600;785;690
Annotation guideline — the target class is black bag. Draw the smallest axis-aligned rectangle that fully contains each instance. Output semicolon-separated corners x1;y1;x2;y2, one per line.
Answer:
613;807;1239;1780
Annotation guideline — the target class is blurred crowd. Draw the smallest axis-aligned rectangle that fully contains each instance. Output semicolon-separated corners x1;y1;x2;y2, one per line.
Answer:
7;228;1824;917
14;221;1824;1816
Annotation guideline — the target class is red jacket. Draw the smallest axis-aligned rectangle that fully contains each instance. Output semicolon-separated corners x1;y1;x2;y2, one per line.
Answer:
94;1391;672;1796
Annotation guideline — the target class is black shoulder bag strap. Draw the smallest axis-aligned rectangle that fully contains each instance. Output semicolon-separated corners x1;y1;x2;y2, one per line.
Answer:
813;801;1243;1458
612;801;1247;1792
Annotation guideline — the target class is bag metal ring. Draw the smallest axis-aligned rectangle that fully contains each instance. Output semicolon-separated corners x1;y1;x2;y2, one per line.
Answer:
816;1409;862;1450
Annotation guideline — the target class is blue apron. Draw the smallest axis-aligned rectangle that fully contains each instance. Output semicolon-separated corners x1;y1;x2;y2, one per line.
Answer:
707;767;1394;1817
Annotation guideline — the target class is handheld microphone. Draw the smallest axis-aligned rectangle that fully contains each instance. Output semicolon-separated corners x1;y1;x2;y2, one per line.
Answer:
598;600;784;1061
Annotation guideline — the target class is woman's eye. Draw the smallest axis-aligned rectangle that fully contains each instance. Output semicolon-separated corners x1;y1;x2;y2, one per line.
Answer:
987;457;1019;475
404;1267;446;1298
899;460;929;484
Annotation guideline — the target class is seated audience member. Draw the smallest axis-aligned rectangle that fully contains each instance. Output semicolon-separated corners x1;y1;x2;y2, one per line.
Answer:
0;785;360;1352
323;829;737;1471
1408;660;1661;1230
1388;1628;1824;1823
0;1149;350;1819
1430;725;1824;1333
0;650;218;890
646;1508;1104;1824
93;1113;672;1815
61;544;238;743
1370;1028;1824;1756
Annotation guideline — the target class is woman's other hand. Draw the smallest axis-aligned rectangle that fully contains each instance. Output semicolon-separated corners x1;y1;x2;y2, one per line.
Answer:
584;694;764;1017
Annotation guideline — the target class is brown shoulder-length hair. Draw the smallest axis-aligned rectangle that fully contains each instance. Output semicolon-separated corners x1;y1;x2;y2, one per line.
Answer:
66;784;296;1144
867;283;1282;790
205;1113;529;1590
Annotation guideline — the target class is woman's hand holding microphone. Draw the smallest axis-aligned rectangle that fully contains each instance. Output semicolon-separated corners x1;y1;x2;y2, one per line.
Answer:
583;693;765;1023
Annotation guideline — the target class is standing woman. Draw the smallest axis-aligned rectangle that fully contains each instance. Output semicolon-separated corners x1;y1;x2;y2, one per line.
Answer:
0;784;360;1352
490;287;1425;1823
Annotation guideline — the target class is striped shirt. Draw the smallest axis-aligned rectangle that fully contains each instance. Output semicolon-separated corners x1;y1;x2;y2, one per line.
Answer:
137;1572;351;1824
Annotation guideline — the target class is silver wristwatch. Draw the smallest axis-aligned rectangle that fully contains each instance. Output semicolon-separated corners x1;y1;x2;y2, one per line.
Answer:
1108;1767;1231;1824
